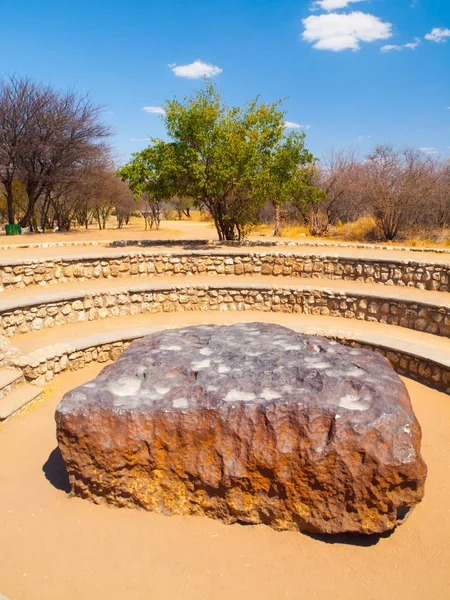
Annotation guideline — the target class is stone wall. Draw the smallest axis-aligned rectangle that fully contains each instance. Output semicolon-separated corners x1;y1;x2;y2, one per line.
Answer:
1;251;449;291
1;283;449;338
14;330;450;394
15;340;132;386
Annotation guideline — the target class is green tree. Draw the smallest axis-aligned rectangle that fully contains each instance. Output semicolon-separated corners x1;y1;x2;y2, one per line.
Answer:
118;82;319;241
260;134;325;236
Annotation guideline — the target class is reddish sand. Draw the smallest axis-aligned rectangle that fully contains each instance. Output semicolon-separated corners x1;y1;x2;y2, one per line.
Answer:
0;365;449;600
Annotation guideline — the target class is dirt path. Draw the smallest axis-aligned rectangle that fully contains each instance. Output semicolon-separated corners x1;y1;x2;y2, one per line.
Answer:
2;220;450;264
0;220;216;246
0;363;448;600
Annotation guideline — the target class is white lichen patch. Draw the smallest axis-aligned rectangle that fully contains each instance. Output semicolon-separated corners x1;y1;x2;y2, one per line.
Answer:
346;367;364;377
310;361;330;370
192;359;211;369
218;365;231;374
172;397;189;409
326;370;339;378
225;390;257;403
260;389;282;401
281;384;293;393
155;387;170;395
109;377;142;397
338;394;368;411
160;345;183;351
199;347;213;356
281;344;302;351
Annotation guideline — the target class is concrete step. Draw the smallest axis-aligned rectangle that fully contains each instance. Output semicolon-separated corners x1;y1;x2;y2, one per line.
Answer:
0;383;43;422
0;367;24;399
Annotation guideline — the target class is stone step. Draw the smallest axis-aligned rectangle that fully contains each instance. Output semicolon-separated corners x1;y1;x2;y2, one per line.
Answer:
0;383;43;422
1;275;449;314
0;367;24;399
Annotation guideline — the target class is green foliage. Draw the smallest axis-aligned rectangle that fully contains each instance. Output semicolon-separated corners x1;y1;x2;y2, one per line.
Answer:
118;81;321;240
261;135;325;209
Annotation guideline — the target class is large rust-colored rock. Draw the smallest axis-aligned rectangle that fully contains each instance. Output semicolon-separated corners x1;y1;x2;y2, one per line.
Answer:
56;323;427;535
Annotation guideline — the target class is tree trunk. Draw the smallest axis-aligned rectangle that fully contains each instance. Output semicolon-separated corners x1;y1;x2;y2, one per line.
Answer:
19;188;43;228
6;183;15;225
273;202;281;237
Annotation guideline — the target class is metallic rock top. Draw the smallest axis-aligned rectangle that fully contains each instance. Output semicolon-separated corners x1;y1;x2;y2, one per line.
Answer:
58;322;410;425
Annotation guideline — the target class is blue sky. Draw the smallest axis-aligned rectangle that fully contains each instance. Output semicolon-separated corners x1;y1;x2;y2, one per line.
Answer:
1;0;449;164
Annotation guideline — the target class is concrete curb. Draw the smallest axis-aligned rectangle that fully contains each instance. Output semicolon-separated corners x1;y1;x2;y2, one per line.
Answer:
2;236;450;254
1;248;450;268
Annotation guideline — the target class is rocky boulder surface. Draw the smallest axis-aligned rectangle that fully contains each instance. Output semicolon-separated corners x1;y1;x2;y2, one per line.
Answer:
56;323;427;535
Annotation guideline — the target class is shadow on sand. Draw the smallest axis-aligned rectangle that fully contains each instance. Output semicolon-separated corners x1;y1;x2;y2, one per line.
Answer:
43;447;71;493
107;239;213;250
302;529;392;547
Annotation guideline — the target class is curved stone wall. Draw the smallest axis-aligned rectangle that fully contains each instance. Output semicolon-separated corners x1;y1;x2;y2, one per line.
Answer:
1;250;449;291
1;282;449;338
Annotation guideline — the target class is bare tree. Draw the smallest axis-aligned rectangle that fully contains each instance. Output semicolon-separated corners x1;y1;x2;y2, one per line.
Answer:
426;159;450;229
0;75;111;227
362;145;433;240
141;194;164;230
114;181;135;228
315;148;363;224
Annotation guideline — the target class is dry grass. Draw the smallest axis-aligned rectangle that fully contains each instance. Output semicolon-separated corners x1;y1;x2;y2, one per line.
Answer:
251;217;450;249
327;216;380;243
251;224;311;238
164;209;210;222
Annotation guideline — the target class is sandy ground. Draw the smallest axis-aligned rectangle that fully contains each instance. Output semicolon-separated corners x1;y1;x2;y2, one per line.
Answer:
2;220;450;264
0;220;216;244
0;364;449;600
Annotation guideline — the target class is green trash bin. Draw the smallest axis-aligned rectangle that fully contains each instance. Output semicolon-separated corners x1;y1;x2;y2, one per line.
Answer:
5;224;22;235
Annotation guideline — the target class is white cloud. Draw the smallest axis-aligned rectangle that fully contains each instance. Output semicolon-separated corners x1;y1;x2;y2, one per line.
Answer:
284;121;311;129
302;12;392;51
130;137;150;142
381;45;401;53
420;147;438;155
142;106;166;115
357;135;371;141
381;38;420;52
425;27;450;43
311;0;364;11
170;60;223;79
404;39;420;49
